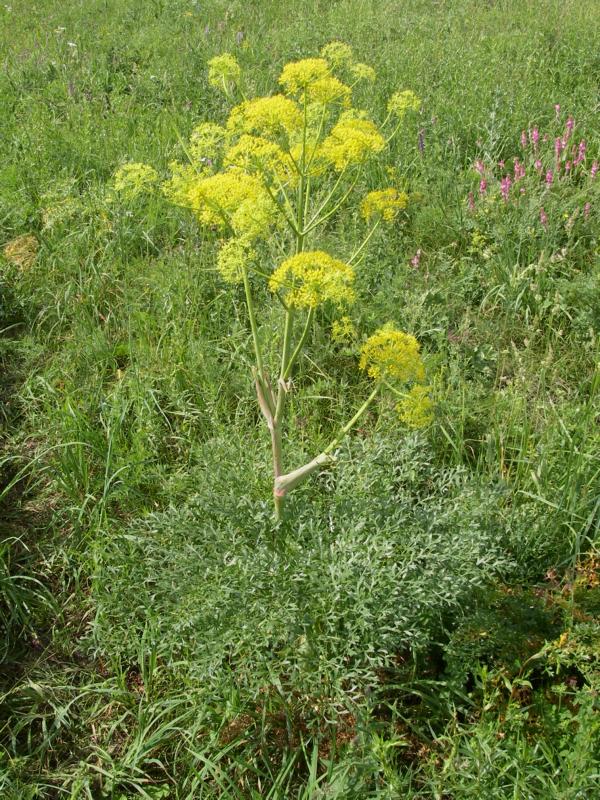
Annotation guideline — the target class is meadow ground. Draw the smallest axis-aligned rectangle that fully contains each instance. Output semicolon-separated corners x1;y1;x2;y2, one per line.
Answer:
1;0;600;797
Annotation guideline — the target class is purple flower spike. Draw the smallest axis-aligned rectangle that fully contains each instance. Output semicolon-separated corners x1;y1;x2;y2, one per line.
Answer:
584;202;591;219
540;207;548;227
591;161;599;179
545;169;554;186
534;159;543;170
410;249;422;268
501;175;512;201
531;127;540;151
479;178;487;195
521;130;528;148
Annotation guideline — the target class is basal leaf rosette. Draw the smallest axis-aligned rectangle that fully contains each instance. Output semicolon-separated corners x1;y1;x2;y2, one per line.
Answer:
269;251;355;308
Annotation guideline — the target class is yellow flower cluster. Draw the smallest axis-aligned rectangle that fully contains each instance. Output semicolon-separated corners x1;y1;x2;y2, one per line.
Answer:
396;384;434;428
320;115;385;170
279;58;329;93
208;53;241;90
350;63;376;83
331;315;357;343
2;234;38;270
321;41;354;69
359;325;425;382
113;162;159;200
189;122;227;164
224;135;295;184
227;95;302;137
360;188;409;222
269;250;355;308
278;57;351;106
216;236;256;284
187;170;276;240
387;90;421;118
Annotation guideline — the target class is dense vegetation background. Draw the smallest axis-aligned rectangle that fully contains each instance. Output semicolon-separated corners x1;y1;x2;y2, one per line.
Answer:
1;0;599;796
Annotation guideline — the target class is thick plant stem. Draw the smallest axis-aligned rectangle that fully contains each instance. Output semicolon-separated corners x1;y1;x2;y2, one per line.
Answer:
274;385;381;499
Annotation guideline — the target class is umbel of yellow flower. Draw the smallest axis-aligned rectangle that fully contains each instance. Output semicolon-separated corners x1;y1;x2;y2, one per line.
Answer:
278;57;351;106
208;53;241;91
396;384;434;428
186;169;277;240
113;162;159;200
224;135;296;185
359;325;425;382
361;188;409;222
227;95;303;137
216;236;256;284
387;89;421;118
320;115;385;170
189;122;227;164
321;41;354;69
269;251;355;308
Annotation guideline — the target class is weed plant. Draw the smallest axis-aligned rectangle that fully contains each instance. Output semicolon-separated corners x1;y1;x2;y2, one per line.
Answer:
1;0;600;797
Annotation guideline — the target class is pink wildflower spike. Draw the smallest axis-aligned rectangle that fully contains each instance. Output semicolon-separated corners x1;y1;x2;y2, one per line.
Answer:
521;130;528;148
591;161;599;178
501;175;512;201
474;159;485;175
554;104;561;117
468;191;475;212
531;127;540;151
498;160;505;169
514;159;525;180
555;137;564;161
576;140;586;165
565;161;572;173
584;202;591;219
545;169;554;186
534;159;543;170
540;207;548;227
566;117;575;138
479;178;487;195
410;249;422;268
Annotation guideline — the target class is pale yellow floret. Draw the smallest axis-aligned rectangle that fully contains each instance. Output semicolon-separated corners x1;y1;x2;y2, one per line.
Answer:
360;188;409;222
331;315;357;343
396;384;434;428
186;169;276;240
306;76;351;106
320;41;354;69
359;325;425;382
223;135;297;185
227;95;303;137
350;62;376;82
319;115;385;171
207;53;241;90
278;58;330;94
216;236;256;284
113;162;159;200
189;122;227;164
269;250;355;308
162;162;204;207
387;90;421;118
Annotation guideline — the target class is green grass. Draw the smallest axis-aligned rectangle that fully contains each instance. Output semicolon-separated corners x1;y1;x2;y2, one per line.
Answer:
1;0;600;796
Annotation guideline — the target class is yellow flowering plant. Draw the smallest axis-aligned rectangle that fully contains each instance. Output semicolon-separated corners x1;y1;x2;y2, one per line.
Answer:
114;45;430;519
